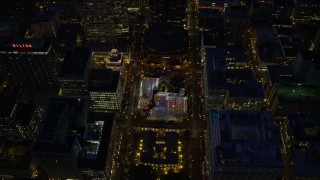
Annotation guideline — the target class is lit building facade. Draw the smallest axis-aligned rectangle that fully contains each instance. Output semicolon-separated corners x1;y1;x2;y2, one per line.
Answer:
149;0;186;26
0;38;60;87
88;69;124;112
92;49;125;71
78;0;129;43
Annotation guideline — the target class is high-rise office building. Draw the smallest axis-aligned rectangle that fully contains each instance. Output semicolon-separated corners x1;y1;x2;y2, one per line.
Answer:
32;97;88;179
149;0;186;26
0;38;60;87
88;69;124;112
54;0;80;24
225;68;265;111
79;112;116;179
202;48;228;111
78;0;129;44
224;6;249;46
30;5;63;39
58;47;93;99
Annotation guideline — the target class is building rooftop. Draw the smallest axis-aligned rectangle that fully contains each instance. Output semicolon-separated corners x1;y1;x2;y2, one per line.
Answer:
145;23;188;53
88;69;120;92
0;17;25;39
33;97;87;153
15;102;36;125
31;4;63;23
255;27;280;45
288;113;320;142
287;113;320;177
258;41;284;62
267;65;298;84
226;69;254;82
92;41;129;53
54;24;83;54
228;80;265;98
225;46;247;63
202;31;223;47
225;6;249;18
140;131;179;164
78;112;115;170
206;48;227;89
58;47;92;78
199;8;221;19
0;87;21;118
210;109;283;168
275;84;320;103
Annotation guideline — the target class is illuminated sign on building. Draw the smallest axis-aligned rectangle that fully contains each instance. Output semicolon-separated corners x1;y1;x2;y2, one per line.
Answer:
11;44;33;48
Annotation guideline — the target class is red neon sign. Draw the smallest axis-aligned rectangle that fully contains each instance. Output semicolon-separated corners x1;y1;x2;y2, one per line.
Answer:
12;44;32;48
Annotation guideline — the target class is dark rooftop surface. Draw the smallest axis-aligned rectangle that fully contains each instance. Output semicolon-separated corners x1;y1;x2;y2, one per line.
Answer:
32;4;63;23
0;87;21;118
206;48;227;89
287;113;320;177
199;8;221;18
145;23;188;53
225;46;247;63
228;80;265;98
54;24;83;53
33;97;87;153
15;102;36;125
202;31;223;46
267;65;298;84
58;47;92;78
0;17;25;38
211;109;283;168
288;113;320;142
226;69;254;81
258;42;284;62
225;6;249;18
88;69;120;92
